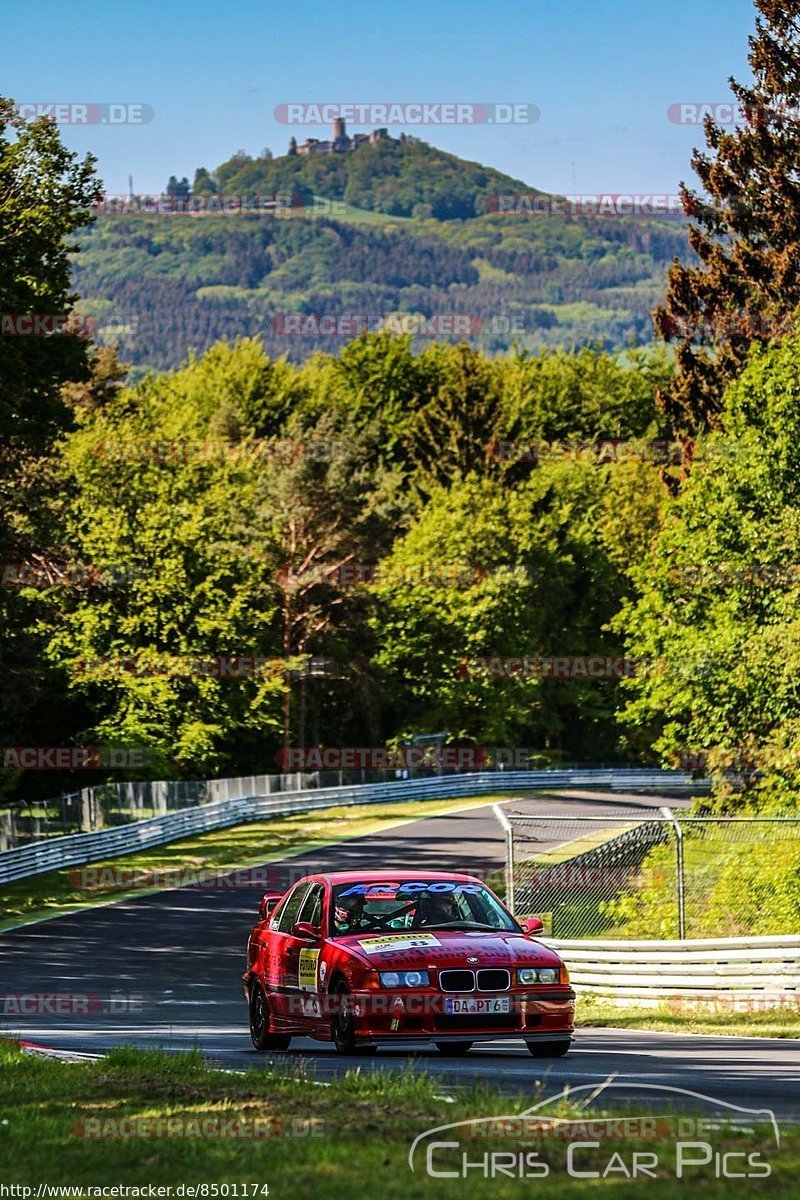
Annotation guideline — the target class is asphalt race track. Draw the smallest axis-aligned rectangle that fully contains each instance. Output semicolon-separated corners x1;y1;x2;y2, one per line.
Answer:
2;791;799;1119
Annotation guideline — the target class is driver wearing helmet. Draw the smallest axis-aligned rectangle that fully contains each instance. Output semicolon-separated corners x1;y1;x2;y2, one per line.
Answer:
416;889;461;927
334;891;366;933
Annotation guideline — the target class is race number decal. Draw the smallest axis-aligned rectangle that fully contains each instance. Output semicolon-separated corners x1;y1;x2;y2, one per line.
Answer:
298;948;320;990
357;933;441;954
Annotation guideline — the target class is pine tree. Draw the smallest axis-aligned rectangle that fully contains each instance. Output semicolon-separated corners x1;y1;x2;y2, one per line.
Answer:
655;1;800;438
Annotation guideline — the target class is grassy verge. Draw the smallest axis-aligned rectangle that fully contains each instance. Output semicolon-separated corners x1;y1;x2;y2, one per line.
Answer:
577;996;800;1039
0;1039;792;1197
0;793;501;932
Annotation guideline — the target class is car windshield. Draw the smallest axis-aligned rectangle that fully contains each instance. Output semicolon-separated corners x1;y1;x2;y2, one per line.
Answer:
330;880;519;935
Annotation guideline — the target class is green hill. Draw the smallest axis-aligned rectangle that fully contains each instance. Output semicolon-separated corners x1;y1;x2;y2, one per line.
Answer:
73;137;689;372
207;135;539;221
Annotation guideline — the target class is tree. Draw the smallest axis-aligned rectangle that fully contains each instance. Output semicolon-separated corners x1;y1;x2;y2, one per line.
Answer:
52;345;290;775
369;466;645;760
165;176;190;200
655;1;800;438
615;331;800;809
252;408;405;750
192;167;217;196
0;97;101;798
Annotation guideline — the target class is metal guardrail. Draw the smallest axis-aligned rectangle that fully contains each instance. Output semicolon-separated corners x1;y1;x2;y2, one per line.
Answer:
0;768;704;884
548;935;800;1005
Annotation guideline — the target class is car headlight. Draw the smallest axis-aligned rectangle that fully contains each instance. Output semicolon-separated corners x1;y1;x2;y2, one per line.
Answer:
379;970;429;988
518;967;559;985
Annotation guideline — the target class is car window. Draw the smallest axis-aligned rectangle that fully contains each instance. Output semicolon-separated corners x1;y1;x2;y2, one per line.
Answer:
271;882;311;934
330;880;518;935
297;883;323;929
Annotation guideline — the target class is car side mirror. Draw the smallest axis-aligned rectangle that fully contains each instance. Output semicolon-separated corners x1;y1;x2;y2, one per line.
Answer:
259;893;283;921
521;916;544;936
291;921;321;941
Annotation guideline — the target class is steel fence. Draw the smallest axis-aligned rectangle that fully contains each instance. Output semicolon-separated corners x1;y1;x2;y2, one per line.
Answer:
499;809;800;940
0;768;704;883
0;771;372;849
0;766;707;851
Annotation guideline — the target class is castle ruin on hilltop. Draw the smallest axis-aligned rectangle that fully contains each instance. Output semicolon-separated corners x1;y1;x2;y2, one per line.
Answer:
289;117;390;157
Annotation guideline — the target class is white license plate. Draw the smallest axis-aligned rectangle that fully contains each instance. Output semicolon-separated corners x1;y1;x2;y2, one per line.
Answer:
444;996;510;1015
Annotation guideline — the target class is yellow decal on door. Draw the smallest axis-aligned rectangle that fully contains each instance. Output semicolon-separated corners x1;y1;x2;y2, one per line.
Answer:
298;948;321;991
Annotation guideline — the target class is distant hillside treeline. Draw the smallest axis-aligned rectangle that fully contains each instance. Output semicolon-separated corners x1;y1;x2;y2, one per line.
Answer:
75;208;689;372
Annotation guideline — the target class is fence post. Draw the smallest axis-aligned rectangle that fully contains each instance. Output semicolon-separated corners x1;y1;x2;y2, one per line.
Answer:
492;804;515;915
0;808;11;851
660;806;685;939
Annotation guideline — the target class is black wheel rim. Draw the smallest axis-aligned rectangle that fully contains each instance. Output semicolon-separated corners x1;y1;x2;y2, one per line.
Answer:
334;988;352;1046
251;988;267;1041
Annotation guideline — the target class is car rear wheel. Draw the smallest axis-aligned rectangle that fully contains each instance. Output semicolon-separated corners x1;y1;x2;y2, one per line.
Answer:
330;980;376;1055
249;982;291;1052
435;1041;473;1055
525;1039;571;1057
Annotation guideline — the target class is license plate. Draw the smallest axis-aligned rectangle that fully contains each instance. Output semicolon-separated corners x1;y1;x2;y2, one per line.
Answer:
444;996;510;1015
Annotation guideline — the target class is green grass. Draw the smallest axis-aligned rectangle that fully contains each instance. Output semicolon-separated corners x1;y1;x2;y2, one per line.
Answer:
0;793;503;931
0;1039;793;1197
577;996;800;1039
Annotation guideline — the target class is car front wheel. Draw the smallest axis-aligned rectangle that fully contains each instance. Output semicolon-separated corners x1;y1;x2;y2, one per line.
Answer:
249;982;291;1052
330;980;375;1055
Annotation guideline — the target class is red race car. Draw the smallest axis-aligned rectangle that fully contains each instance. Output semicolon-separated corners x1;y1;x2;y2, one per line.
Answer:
242;870;575;1056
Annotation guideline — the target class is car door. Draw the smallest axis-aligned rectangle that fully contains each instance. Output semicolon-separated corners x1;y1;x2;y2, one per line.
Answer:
265;882;310;1019
278;883;326;1027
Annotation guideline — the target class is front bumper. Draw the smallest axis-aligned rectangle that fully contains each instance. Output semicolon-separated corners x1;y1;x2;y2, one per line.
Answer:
345;988;576;1041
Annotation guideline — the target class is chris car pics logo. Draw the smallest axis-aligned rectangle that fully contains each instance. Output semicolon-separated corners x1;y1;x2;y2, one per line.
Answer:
409;1084;778;1181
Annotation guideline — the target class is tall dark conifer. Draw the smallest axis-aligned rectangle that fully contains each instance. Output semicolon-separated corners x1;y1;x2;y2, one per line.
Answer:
655;2;800;437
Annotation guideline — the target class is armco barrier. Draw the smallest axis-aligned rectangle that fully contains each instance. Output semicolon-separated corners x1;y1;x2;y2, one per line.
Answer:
548;935;800;1006
0;768;704;885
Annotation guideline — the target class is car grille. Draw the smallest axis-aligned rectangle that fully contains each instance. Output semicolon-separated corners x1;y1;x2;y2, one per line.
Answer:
477;968;510;991
439;969;475;992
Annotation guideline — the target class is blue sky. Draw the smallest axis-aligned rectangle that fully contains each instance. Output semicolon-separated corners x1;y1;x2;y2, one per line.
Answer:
2;0;756;195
